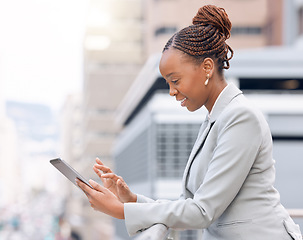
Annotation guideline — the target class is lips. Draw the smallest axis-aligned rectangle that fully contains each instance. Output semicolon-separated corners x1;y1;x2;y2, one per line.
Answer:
178;97;187;107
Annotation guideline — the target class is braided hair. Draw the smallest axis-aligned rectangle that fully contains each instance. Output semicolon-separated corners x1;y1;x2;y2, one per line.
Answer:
163;5;234;74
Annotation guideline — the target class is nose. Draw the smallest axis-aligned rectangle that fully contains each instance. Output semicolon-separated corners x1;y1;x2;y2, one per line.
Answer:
169;86;177;96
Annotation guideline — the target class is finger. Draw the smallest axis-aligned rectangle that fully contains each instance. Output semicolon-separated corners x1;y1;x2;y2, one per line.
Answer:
93;166;102;177
94;164;112;174
96;157;103;165
117;179;124;189
96;158;107;167
117;179;124;187
93;165;113;183
76;178;92;194
90;203;97;211
117;178;128;190
88;179;106;193
101;173;121;182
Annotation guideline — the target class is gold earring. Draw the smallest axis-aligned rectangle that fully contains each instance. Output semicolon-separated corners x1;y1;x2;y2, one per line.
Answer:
205;74;210;86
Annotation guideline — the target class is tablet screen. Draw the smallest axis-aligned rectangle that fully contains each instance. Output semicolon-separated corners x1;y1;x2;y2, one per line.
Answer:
50;158;93;189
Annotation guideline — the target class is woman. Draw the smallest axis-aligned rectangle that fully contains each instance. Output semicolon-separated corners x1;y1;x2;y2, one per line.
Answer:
76;5;302;239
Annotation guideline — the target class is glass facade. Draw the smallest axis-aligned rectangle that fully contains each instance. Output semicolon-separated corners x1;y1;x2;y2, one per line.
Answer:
156;123;200;178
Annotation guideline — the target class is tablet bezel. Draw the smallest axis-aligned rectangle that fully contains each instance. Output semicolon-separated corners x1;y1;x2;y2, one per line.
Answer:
50;158;93;189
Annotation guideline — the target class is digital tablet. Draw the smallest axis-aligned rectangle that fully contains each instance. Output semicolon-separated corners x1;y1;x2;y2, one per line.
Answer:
50;158;93;189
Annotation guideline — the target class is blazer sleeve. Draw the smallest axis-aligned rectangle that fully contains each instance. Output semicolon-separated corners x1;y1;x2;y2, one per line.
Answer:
137;194;156;203
124;103;265;236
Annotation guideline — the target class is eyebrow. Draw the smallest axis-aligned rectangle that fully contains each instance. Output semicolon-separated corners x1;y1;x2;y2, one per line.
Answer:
165;72;179;79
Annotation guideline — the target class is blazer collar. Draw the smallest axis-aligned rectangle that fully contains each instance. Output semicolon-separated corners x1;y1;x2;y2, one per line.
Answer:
208;83;243;123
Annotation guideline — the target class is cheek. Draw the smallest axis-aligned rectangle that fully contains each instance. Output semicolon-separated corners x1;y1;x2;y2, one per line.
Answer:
189;86;207;109
183;82;203;99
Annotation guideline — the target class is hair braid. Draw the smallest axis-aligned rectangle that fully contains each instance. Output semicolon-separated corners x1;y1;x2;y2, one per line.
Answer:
163;5;234;72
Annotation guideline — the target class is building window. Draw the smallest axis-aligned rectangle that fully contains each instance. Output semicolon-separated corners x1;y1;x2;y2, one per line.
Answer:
155;26;177;37
231;26;262;35
239;78;303;90
156;123;200;178
115;128;149;184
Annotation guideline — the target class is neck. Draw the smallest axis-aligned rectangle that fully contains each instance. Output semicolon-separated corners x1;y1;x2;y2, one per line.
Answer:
205;79;227;113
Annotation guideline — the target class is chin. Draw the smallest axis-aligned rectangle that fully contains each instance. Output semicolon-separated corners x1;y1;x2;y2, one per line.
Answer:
186;106;197;112
186;105;202;112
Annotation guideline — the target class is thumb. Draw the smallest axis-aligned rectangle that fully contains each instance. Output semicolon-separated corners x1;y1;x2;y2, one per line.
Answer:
89;179;105;192
117;179;124;188
117;179;128;191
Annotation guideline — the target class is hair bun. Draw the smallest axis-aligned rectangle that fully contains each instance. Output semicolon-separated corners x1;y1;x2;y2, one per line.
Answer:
192;5;232;39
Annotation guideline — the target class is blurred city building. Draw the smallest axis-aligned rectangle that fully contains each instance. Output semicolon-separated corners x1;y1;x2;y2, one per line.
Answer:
60;93;113;240
60;0;144;239
82;0;144;172
145;0;275;54
60;94;84;170
0;117;18;204
0;68;20;238
60;0;303;239
0;94;19;207
1;100;61;239
1;36;63;237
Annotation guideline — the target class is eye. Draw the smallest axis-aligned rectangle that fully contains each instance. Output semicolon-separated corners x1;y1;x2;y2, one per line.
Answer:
171;79;179;84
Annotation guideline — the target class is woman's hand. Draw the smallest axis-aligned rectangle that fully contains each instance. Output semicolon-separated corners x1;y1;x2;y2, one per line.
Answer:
76;178;124;219
93;158;137;203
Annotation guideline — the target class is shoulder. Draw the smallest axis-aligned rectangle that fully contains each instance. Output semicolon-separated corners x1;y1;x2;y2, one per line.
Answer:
221;94;265;124
210;94;271;152
216;94;270;138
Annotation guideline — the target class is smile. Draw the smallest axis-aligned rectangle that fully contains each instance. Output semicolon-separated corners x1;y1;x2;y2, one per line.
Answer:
178;97;187;107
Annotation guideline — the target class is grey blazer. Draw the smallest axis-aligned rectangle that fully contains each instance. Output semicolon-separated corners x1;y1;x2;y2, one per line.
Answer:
124;83;302;239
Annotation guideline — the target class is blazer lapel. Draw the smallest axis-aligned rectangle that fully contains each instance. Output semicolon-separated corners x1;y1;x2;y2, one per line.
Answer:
181;83;243;196
182;118;211;193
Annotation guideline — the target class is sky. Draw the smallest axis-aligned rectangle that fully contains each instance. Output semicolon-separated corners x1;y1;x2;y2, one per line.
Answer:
0;0;89;111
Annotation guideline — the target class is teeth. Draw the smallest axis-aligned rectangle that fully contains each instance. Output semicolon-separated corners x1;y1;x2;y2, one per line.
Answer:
181;98;186;103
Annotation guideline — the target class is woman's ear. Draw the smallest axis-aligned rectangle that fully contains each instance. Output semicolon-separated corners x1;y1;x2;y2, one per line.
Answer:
203;58;215;76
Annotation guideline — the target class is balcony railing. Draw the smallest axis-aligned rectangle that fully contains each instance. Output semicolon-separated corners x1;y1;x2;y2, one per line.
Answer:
288;209;303;218
134;224;169;240
133;209;303;240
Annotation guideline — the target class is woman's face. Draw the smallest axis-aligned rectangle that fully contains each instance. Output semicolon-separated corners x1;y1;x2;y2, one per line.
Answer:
159;48;209;112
